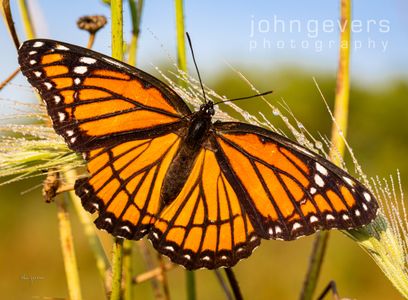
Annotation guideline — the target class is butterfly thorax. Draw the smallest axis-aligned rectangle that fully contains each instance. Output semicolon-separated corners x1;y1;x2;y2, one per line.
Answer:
160;102;215;205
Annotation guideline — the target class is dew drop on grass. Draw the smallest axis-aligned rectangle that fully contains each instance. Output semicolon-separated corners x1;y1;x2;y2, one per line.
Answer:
315;141;323;149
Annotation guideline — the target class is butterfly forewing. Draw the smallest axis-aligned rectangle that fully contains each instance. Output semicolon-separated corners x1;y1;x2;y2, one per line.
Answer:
18;39;191;151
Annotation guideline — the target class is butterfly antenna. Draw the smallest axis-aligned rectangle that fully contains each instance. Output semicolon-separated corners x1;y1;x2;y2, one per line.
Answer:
186;32;207;103
213;90;273;105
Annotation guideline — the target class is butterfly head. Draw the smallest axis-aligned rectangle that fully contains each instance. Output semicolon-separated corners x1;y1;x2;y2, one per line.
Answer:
199;101;215;116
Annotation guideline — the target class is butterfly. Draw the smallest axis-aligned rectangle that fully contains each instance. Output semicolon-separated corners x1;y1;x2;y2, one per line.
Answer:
18;39;378;270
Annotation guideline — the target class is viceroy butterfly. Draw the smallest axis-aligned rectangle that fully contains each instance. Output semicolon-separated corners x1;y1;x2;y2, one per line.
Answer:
18;39;378;270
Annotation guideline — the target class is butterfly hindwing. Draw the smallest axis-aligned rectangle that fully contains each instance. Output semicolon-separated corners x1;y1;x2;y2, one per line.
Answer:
149;147;260;270
75;132;182;239
18;39;191;151
213;122;378;241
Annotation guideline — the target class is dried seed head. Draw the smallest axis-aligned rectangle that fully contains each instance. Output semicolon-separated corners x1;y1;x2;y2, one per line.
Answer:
77;15;107;34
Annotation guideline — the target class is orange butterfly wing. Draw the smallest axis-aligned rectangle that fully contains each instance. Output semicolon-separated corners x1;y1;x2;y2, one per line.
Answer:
18;39;191;151
213;122;378;240
77;133;181;239
149;147;260;269
18;39;191;239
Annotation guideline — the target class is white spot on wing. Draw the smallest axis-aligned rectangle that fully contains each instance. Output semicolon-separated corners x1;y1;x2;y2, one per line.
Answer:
310;215;319;223
362;203;368;211
54;95;61;103
74;78;81;85
275;226;282;234
164;246;174;252
66;130;74;136
355;209;361;216
33;41;44;48
292;222;302;231
104;217;112;224
58;112;65;121
56;44;70;50
152;232;159;239
326;214;335;221
342;214;349;221
44;82;53;90
34;71;42;77
92;202;99;209
202;256;210;261
268;227;273;235
80;56;96;64
314;174;325;187
74;66;88;74
250;235;258;242
30;60;36;65
310;187;317;194
316;162;328;176
363;192;372;202
29;51;37;55
184;254;191;260
343;176;355;186
70;137;77;143
121;226;131;233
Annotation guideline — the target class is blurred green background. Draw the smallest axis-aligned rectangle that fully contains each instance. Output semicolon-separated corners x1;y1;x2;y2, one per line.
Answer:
1;1;407;299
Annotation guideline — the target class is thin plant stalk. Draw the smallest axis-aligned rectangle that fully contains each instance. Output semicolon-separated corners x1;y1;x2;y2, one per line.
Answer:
67;170;110;292
111;0;124;60
175;0;187;88
300;1;351;299
214;270;233;300
57;194;83;300
123;241;134;300
87;33;96;49
132;263;174;284
110;1;125;299
137;241;168;299
0;67;20;91
186;270;196;300
111;239;124;300
330;0;351;163
225;268;243;300
127;0;144;66
175;1;196;298
2;0;20;49
158;255;171;299
17;0;35;39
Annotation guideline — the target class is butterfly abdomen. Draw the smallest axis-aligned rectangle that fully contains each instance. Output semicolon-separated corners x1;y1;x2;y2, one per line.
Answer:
160;111;212;205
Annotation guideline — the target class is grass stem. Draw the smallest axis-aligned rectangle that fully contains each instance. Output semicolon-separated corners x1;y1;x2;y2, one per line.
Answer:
109;1;125;299
110;238;124;300
300;1;351;299
17;0;35;39
0;67;20;91
225;268;243;300
175;0;187;88
127;0;144;66
57;194;83;300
